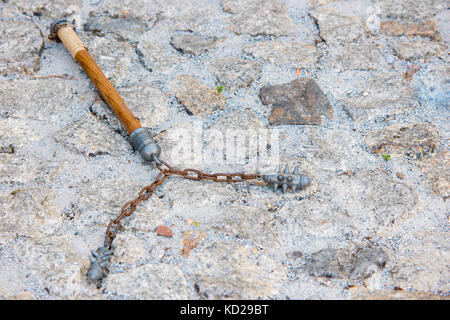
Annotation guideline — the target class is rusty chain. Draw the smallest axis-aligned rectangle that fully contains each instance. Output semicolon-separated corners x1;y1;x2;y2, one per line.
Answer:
104;158;261;248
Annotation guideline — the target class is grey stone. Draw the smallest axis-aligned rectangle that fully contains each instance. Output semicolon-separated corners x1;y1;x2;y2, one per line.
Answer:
13;235;98;299
279;169;418;237
221;0;297;36
392;231;449;293
84;35;134;86
0;119;44;152
137;35;187;75
365;123;440;160
169;75;226;116
88;0;157;21
206;58;262;91
327;71;419;121
105;263;189;299
84;13;149;42
90;85;168;133
374;0;447;21
0;20;43;76
111;233;151;265
418;151;450;200
259;78;333;125
153;0;220;32
189;241;286;299
53;113;132;157
330;41;389;72
242;40;319;69
391;40;447;61
0;188;61;248
1;0;83;20
0;79;75;123
310;1;368;47
303;246;388;280
434;10;450;43
170;34;224;56
412;64;450;108
213;205;278;249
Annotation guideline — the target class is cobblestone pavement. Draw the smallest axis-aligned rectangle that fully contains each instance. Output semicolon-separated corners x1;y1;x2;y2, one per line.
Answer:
0;0;448;299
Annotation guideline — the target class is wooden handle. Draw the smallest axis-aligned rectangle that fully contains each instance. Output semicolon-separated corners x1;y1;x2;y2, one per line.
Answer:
56;26;141;134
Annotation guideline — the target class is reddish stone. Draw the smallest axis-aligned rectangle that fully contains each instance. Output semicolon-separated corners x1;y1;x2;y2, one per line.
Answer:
155;225;173;237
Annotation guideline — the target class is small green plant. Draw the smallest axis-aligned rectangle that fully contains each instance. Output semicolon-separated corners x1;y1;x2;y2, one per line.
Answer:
382;154;391;161
216;85;224;93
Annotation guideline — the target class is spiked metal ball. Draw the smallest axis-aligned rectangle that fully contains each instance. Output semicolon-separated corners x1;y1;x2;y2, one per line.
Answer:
87;246;113;283
263;165;311;193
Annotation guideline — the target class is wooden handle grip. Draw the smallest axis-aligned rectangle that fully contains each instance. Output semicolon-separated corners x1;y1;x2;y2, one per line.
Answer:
56;26;141;134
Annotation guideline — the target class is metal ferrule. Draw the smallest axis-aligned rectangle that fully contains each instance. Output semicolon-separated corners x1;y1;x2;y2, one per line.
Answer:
129;127;161;162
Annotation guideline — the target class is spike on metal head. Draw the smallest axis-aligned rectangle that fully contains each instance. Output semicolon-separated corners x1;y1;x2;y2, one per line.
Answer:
263;164;311;193
87;246;114;283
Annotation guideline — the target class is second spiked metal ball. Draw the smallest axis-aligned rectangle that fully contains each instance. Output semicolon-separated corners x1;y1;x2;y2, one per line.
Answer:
263;165;311;193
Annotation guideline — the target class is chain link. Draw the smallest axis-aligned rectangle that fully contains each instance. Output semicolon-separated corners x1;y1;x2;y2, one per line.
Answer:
104;158;261;248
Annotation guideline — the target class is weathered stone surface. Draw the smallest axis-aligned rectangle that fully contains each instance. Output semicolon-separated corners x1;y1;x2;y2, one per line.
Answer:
0;20;43;76
90;85;168;133
418;151;450;200
110;234;149;266
330;41;388;72
170;34;224;56
1;0;83;20
85;35;133;85
0;188;61;248
206;58;261;91
303;246;388;280
222;0;297;36
307;0;339;7
434;10;450;43
366;123;440;160
169;75;226;116
412;64;450;108
88;0;156;21
381;20;442;40
180;230;206;257
279;169;418;237
391;40;447;61
137;35;187;75
84;13;148;42
0;153;57;187
328;71;419;121
189;241;286;299
0;0;448;301
0;119;44;152
0;79;73;122
53;113;131;157
351;289;449;300
13;236;97;299
161;178;237;218
105;263;189;299
310;1;367;47
374;0;447;21
392;231;449;293
153;0;219;32
203;109;265;171
243;40;319;68
260;78;332;125
213;206;278;249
